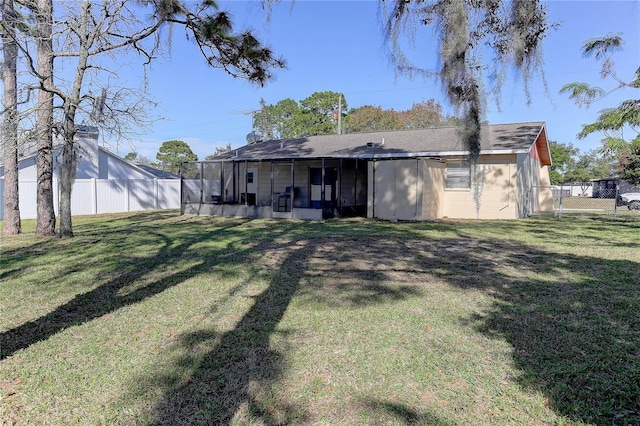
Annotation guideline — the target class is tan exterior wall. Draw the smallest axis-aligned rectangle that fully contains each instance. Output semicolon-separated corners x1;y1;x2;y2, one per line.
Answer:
538;165;555;212
421;160;445;219
516;152;553;216
368;159;421;220
369;161;396;220
442;155;518;219
369;157;518;220
395;160;419;220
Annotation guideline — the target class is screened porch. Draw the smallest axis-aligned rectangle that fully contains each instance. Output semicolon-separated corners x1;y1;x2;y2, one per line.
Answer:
180;158;367;220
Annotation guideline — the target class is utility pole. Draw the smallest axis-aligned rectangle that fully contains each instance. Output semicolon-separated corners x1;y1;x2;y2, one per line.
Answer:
337;94;342;135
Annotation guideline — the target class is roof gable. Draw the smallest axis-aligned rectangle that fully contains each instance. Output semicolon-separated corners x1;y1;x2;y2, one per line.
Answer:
99;148;178;179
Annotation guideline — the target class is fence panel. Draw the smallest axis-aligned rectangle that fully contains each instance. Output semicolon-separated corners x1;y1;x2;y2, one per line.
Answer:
97;179;127;214
129;179;156;211
71;180;95;215
158;180;181;209
0;179;39;219
532;185;639;220
0;178;180;220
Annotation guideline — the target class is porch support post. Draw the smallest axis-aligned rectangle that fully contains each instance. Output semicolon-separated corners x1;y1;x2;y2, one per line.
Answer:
244;160;248;205
232;161;236;204
354;159;358;209
220;161;225;215
321;158;326;209
218;161;223;202
290;159;295;212
338;158;343;212
372;160;376;218
200;162;204;204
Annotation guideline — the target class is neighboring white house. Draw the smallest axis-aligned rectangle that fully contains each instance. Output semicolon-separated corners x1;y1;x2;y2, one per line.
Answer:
0;126;180;220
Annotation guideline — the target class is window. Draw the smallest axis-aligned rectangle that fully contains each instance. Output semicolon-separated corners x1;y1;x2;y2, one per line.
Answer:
247;172;254;184
446;161;470;189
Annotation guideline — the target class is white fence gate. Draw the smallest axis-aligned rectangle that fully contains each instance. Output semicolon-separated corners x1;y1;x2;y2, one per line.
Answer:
0;178;180;220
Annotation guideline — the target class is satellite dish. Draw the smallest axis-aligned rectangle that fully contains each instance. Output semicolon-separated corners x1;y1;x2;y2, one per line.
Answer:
246;131;262;144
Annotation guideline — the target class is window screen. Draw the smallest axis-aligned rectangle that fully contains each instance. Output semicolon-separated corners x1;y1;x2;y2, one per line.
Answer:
446;161;470;189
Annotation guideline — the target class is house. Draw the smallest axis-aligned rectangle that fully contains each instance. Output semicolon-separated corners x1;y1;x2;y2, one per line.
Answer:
0;126;180;220
591;178;640;198
181;122;553;221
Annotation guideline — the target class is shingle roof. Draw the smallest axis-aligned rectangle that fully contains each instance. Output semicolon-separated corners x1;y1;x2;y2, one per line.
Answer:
214;122;547;162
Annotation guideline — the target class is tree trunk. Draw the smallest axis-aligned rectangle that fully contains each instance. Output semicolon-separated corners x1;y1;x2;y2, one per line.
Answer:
57;0;91;238
58;136;75;237
35;0;56;236
1;0;21;235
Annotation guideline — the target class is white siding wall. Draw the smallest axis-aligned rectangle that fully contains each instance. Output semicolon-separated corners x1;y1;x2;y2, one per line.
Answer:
0;178;180;220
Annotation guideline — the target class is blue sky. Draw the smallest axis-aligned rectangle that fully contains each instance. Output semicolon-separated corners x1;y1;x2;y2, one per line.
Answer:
114;0;640;161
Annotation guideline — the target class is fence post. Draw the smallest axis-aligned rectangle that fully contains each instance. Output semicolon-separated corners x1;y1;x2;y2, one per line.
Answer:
614;183;619;220
91;178;97;215
559;184;564;218
125;179;130;212
53;177;59;216
154;178;159;210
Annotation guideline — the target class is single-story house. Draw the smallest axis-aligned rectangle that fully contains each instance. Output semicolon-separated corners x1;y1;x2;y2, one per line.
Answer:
181;121;554;220
0;126;180;220
591;178;640;198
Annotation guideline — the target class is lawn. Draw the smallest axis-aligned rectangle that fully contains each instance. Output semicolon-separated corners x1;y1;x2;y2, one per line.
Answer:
1;211;639;425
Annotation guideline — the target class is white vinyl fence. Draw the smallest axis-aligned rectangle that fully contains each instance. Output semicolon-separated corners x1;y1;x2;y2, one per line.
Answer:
0;178;180;220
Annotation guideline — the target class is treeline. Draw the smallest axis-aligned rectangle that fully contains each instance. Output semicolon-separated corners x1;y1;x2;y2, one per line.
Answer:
251;91;457;141
549;141;617;185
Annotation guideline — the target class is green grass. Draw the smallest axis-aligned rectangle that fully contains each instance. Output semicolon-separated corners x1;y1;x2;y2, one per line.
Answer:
1;211;639;425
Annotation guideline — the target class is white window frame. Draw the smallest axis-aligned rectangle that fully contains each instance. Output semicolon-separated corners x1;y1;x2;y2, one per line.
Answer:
445;160;471;189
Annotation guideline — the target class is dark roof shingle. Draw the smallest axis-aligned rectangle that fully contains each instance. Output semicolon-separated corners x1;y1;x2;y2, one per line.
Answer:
215;122;546;161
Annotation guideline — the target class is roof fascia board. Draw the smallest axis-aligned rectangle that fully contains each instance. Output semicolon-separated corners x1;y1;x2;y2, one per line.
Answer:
527;124;552;166
215;149;528;162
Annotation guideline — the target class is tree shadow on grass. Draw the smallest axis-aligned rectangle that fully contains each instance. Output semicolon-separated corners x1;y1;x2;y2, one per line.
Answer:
361;399;454;425
275;231;640;424
128;226;640;425
132;234;425;425
5;215;639;424
143;239;314;424
418;237;640;425
0;218;252;360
